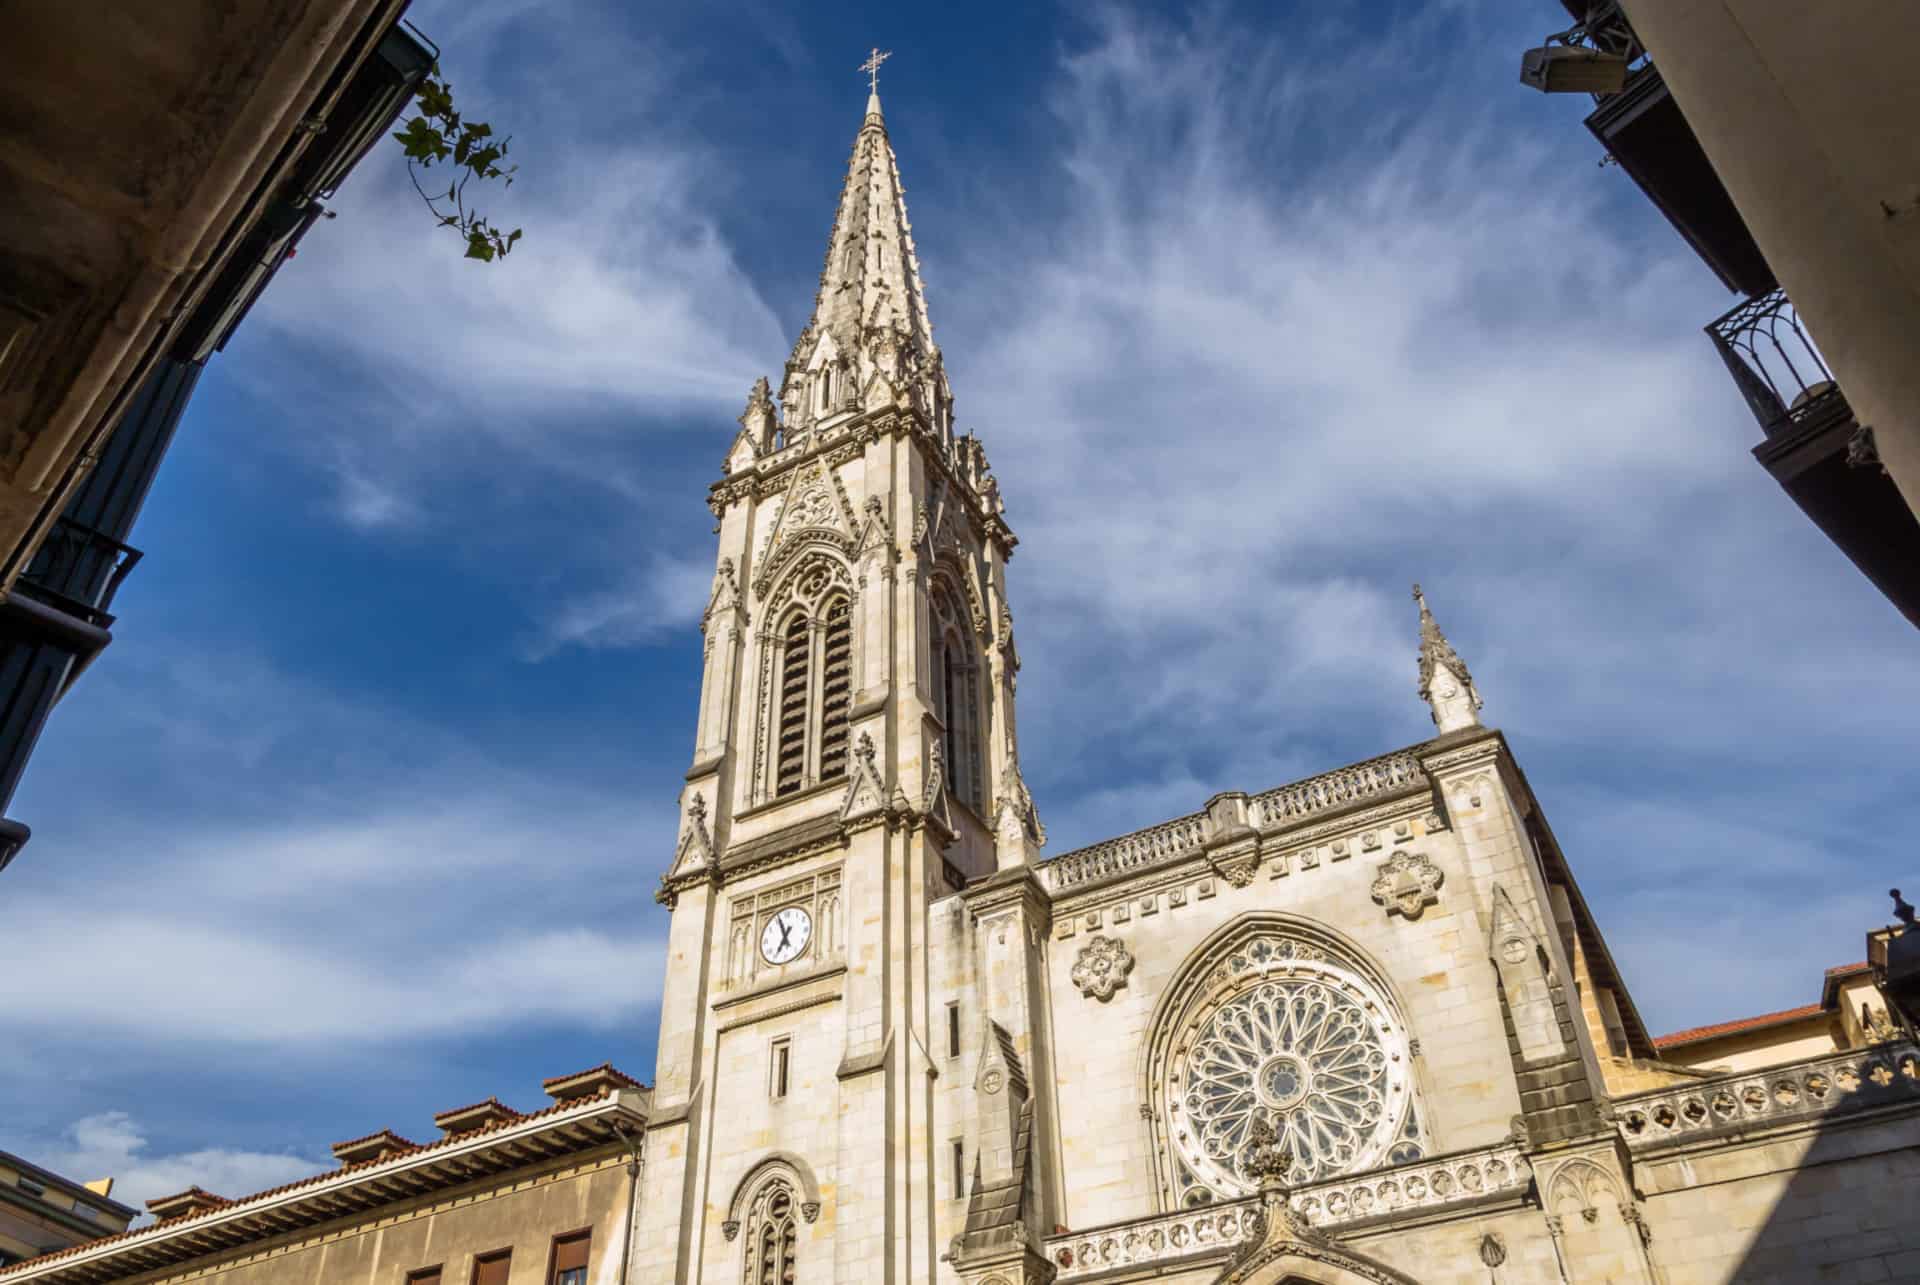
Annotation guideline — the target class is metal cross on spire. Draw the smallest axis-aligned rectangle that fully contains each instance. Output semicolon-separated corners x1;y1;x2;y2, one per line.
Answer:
860;47;892;95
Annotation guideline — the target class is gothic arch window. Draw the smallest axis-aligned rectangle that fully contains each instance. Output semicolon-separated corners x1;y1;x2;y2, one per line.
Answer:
929;583;983;812
742;1179;797;1285
762;557;855;800
1146;918;1427;1208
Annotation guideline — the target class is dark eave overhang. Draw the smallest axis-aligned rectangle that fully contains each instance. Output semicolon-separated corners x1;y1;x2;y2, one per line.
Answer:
1585;65;1774;296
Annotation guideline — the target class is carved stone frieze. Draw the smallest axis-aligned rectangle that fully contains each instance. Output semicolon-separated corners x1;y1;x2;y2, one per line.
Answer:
1069;934;1134;1001
1616;1040;1920;1151
1044;1143;1528;1280
1370;850;1444;920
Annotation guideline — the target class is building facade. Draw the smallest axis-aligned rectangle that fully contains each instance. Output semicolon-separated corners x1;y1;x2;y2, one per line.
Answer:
1522;0;1920;629
0;1155;133;1268
2;83;1919;1285
0;9;433;873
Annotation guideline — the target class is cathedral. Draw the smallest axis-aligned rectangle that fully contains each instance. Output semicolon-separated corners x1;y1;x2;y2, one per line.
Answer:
4;78;1919;1285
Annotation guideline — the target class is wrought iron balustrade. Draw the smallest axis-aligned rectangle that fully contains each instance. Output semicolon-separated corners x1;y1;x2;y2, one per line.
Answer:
16;516;144;627
1708;288;1850;440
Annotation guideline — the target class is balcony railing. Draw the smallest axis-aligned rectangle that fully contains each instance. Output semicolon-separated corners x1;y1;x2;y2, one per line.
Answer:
1708;288;1849;440
16;516;144;628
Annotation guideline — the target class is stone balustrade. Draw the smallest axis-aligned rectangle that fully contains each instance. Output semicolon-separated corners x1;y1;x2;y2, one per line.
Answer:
1044;1143;1529;1279
1041;749;1432;894
1043;814;1210;891
1252;752;1426;829
1616;1040;1920;1150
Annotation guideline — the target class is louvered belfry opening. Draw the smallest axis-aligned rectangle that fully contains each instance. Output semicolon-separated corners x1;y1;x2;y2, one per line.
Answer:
941;638;963;801
819;598;852;781
776;613;811;796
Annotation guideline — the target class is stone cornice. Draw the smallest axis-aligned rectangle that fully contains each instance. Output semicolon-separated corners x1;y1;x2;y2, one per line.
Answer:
707;407;1017;558
960;865;1053;928
1415;728;1506;775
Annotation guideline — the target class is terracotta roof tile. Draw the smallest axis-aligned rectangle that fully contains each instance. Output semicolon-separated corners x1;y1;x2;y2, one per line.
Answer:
329;1129;417;1164
541;1063;648;1100
0;1081;633;1281
1824;961;1870;978
143;1187;229;1216
432;1097;522;1133
540;1062;647;1091
1654;1002;1825;1049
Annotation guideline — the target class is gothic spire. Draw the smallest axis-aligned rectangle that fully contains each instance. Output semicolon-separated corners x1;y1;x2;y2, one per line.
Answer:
1413;583;1483;734
780;71;945;431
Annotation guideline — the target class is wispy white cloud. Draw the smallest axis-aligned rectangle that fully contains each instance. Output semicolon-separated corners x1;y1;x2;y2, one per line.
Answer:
37;1113;321;1220
524;550;714;660
916;2;1920;1032
0;651;668;1047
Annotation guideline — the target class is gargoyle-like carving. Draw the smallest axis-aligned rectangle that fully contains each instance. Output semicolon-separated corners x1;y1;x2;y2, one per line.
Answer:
1242;1116;1294;1186
1070;934;1133;1001
1370;850;1443;920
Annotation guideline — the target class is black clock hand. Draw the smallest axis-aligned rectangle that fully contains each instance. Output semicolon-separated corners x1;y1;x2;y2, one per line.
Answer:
778;920;792;950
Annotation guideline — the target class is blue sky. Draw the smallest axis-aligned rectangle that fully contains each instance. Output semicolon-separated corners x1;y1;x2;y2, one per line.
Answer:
4;0;1918;1211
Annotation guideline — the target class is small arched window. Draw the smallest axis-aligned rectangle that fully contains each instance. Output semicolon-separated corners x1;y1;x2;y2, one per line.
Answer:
775;612;811;797
817;368;832;413
742;1180;798;1285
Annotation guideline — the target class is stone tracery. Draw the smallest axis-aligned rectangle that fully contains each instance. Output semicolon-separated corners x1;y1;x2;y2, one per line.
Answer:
1149;921;1425;1207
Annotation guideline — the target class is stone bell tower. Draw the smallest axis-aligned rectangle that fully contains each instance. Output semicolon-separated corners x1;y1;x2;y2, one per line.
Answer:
633;67;1043;1285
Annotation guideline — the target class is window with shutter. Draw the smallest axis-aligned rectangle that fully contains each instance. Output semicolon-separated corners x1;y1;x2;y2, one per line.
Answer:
818;599;852;781
407;1269;442;1285
550;1232;590;1285
472;1251;510;1285
775;613;811;796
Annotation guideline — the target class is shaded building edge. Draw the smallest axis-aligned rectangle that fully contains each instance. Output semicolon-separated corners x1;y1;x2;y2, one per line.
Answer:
0;1156;136;1269
0;15;436;874
1521;1;1920;631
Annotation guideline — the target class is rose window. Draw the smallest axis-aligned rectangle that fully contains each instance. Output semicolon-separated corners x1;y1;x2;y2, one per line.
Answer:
1161;933;1421;1205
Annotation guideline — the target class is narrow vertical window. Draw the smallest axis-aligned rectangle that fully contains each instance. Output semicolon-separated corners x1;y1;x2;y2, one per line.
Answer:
770;1037;792;1100
407;1269;442;1285
818;599;852;781
951;1139;966;1199
963;661;984;811
776;614;810;796
549;1233;590;1285
941;638;963;804
472;1251;511;1285
947;1002;961;1059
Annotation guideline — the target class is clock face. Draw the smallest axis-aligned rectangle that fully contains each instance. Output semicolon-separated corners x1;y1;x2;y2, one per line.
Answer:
760;906;813;965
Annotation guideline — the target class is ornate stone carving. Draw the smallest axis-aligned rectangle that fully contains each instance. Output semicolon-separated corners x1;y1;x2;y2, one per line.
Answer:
1479;1233;1507;1267
801;1201;820;1223
1070;934;1133;1001
1370;850;1443;920
1043;1142;1527;1280
1412;583;1482;734
721;1219;740;1241
1615;1040;1920;1149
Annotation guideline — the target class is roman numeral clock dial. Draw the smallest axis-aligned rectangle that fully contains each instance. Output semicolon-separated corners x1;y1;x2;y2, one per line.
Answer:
760;906;812;966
